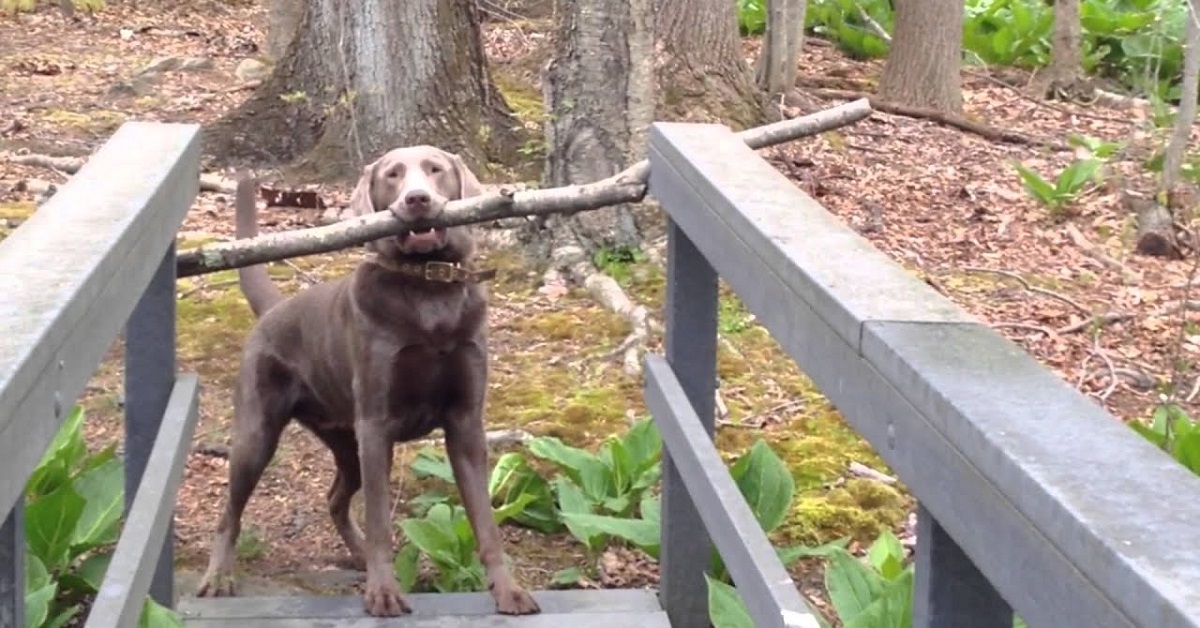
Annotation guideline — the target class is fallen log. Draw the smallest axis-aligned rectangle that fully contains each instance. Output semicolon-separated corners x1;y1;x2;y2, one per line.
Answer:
1128;192;1181;259
176;98;874;278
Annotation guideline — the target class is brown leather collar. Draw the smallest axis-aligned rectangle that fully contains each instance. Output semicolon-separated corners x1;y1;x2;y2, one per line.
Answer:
366;255;497;284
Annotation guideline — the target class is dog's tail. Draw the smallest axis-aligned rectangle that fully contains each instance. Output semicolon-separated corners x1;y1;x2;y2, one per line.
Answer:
235;176;284;318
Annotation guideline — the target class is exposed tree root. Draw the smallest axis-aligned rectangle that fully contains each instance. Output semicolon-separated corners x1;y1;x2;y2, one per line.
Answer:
806;88;1067;150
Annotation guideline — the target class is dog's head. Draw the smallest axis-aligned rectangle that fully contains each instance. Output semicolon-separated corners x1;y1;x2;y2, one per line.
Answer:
348;145;482;259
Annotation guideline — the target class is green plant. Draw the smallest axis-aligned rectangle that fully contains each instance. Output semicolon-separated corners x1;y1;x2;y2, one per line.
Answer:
23;406;183;628
394;503;487;593
409;447;559;532
1129;402;1200;475
529;417;663;520
1013;158;1104;213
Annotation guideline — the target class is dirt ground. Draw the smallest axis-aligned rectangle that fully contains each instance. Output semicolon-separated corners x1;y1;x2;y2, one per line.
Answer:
3;0;1198;622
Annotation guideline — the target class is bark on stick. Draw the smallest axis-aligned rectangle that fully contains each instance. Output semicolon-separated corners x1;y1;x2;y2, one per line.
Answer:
176;99;873;278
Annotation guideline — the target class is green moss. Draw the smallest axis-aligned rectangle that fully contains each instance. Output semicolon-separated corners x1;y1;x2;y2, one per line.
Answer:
493;71;545;129
787;479;910;545
0;201;36;221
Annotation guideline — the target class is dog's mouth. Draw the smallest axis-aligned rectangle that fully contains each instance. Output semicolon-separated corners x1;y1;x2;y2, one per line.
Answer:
398;227;447;251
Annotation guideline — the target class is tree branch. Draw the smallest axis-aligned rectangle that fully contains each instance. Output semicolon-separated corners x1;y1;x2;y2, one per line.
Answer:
175;98;874;277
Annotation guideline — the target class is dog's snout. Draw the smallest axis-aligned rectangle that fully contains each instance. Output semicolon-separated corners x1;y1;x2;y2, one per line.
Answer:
404;190;431;207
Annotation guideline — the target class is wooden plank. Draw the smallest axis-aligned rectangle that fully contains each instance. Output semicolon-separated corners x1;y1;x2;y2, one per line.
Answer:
85;374;201;628
645;357;818;628
183;610;671;628
177;589;663;620
0;121;201;513
647;122;1200;627
658;219;719;627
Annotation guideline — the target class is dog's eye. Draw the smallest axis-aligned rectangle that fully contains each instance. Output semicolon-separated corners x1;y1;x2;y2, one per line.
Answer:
429;166;443;174
386;170;399;179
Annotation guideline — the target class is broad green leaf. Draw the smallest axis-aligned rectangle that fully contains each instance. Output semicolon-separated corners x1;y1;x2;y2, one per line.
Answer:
24;582;55;628
1055;158;1101;195
640;494;661;524
1013;163;1058;206
400;518;460;566
26;406;88;499
44;604;80;628
25;483;87;572
1129;421;1168;449
866;529;906;580
25;553;49;592
605;439;633;497
705;575;755;628
493;491;538;525
487;453;560;533
139;597;185;628
551;566;584;587
1174;431;1200;475
844;568;914;628
622;419;663;474
394;543;421;592
488;452;530;497
410;448;457;485
527;437;597;482
71;457;124;551
825;549;886;624
730;440;795;534
559;512;660;559
74;551;113;594
778;537;851;567
554;477;605;550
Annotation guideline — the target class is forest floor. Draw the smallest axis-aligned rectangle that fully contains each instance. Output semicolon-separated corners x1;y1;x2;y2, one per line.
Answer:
2;0;1198;623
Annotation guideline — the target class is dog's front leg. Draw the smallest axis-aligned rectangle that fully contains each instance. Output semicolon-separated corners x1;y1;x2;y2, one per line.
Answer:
444;345;540;615
353;360;411;617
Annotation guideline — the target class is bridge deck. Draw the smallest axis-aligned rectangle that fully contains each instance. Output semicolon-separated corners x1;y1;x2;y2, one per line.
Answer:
177;589;670;627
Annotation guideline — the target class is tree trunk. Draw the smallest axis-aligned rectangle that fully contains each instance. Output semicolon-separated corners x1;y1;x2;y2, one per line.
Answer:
877;0;963;113
1031;0;1086;98
264;0;304;62
208;0;520;180
755;0;807;98
541;0;653;254
656;0;767;128
1161;0;1200;196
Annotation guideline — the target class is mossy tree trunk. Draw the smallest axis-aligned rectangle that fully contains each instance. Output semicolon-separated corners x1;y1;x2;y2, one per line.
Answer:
209;0;519;179
1032;0;1087;98
877;0;963;113
655;0;767;128
539;0;654;257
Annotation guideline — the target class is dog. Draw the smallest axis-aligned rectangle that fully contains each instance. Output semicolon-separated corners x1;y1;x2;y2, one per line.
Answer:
195;146;540;618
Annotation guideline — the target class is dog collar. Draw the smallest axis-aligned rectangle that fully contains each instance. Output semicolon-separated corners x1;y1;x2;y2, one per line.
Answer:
367;255;497;284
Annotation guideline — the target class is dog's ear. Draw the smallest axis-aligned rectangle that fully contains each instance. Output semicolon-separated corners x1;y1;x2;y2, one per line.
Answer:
347;159;380;217
443;151;483;199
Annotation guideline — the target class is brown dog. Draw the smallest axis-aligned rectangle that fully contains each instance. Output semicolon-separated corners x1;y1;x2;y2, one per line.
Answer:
195;146;540;617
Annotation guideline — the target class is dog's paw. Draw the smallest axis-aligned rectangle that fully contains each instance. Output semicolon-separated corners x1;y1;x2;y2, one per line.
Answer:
363;579;412;617
493;584;540;615
196;573;237;598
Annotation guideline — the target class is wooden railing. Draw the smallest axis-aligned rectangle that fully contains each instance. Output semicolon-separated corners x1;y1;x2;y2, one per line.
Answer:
643;121;1200;628
0;122;202;628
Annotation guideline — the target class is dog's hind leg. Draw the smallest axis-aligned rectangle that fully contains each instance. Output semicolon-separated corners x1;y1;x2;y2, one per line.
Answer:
197;372;291;598
313;427;367;569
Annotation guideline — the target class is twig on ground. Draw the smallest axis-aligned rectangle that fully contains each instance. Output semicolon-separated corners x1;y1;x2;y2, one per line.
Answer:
2;152;239;194
848;461;897;484
1063;224;1139;284
1056;311;1134;334
962;266;1089;315
806;88;1066;150
991;321;1056;336
173;99;875;277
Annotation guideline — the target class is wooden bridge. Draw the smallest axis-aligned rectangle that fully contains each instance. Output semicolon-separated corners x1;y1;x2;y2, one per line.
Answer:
4;120;1200;628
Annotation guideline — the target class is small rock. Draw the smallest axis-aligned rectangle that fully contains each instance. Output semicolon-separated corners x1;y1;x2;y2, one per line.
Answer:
235;58;271;83
106;75;154;99
137;56;183;76
179;57;215;72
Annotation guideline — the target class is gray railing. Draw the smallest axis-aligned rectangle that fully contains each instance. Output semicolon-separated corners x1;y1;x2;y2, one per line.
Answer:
0;122;203;628
644;121;1200;628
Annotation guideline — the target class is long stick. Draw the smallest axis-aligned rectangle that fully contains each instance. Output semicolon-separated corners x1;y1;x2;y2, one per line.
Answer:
176;99;873;278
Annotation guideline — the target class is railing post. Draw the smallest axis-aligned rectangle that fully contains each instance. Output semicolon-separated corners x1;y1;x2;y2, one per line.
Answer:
124;242;178;607
0;505;23;628
659;217;719;627
913;503;1012;628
